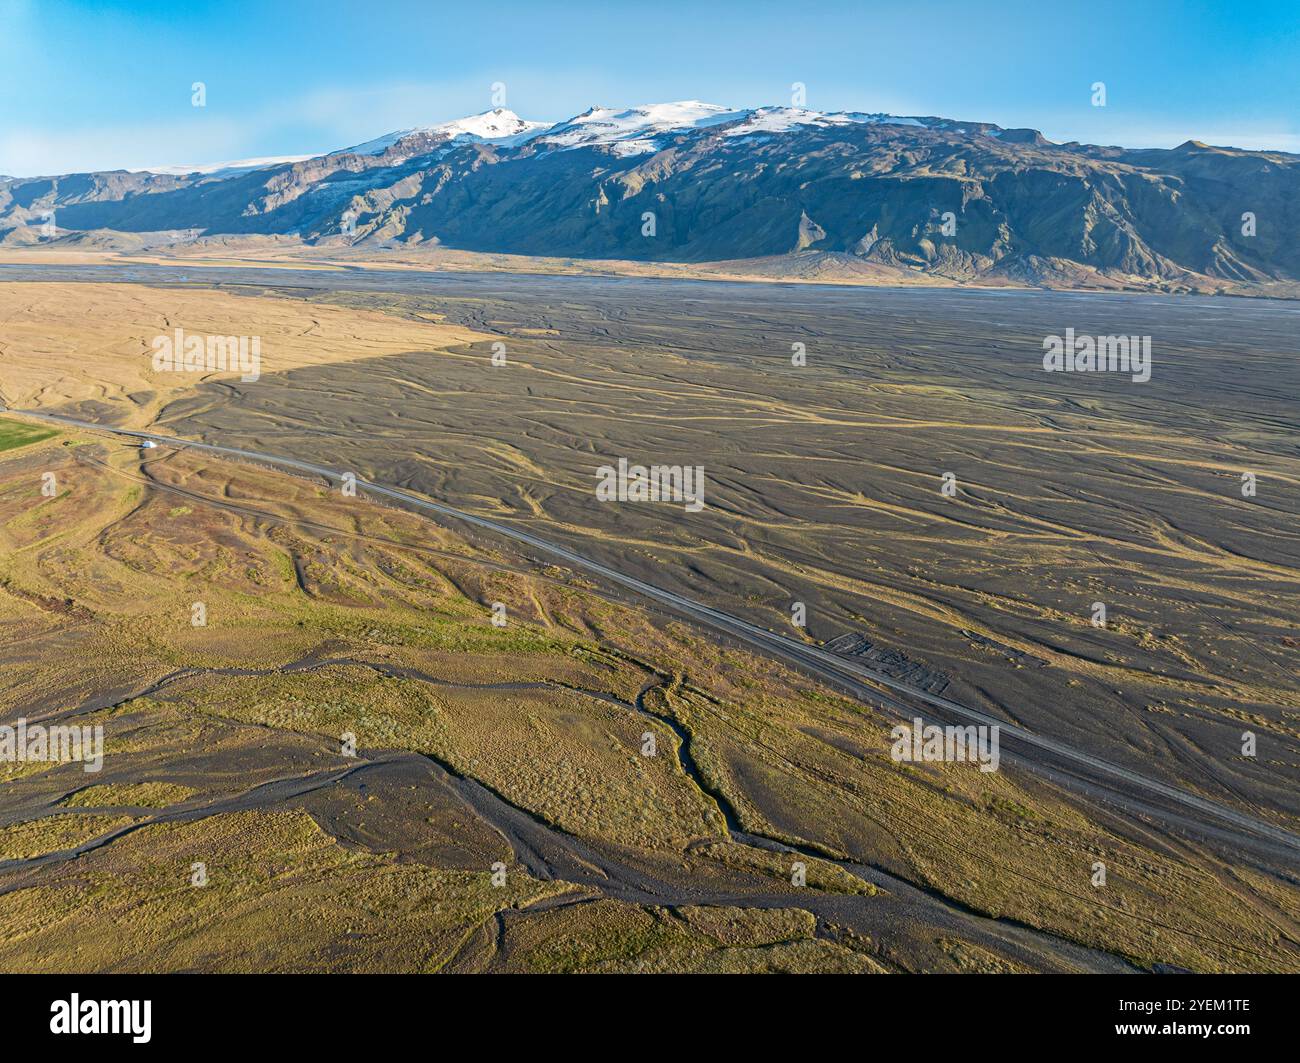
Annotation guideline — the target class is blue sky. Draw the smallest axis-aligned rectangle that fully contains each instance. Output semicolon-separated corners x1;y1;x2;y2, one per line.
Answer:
2;0;1297;175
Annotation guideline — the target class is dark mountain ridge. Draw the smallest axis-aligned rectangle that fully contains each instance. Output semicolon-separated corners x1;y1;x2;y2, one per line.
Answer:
3;104;1295;289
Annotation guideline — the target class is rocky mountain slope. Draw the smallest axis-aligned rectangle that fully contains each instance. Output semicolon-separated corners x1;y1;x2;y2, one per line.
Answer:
2;103;1296;288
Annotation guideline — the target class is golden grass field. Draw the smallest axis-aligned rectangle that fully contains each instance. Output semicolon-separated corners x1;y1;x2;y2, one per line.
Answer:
0;279;490;428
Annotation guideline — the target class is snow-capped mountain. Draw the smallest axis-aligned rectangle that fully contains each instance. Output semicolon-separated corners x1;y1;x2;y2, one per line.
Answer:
533;102;749;156
4;100;1297;290
138;103;974;174
339;101;958;161
723;107;927;137
340;108;549;157
523;102;951;156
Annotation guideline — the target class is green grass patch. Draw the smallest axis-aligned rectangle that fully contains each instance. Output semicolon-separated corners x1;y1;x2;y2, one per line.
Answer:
0;418;57;453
